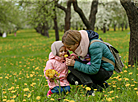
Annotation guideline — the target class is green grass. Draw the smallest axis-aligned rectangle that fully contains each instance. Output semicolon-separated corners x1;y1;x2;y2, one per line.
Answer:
0;29;138;102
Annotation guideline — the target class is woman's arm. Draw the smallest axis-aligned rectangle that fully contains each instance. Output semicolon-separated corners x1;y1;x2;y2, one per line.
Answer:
74;42;103;74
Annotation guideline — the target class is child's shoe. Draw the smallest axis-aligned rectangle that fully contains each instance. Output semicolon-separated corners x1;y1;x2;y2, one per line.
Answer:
47;89;53;97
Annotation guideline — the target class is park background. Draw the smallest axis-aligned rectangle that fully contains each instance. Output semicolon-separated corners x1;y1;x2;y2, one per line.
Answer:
0;0;138;102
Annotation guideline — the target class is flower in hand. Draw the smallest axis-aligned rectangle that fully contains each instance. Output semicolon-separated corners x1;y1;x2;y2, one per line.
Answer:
64;54;68;58
45;69;60;80
66;58;75;66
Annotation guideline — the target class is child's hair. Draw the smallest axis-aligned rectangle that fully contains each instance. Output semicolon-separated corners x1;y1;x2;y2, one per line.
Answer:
51;41;64;56
62;30;81;45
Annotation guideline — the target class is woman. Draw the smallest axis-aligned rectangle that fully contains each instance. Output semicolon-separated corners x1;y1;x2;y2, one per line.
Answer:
62;30;115;95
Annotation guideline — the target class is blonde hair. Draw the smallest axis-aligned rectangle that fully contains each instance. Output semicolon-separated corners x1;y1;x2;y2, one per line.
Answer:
62;30;81;45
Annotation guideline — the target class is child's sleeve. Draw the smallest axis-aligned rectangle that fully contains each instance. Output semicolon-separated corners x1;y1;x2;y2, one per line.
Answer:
44;61;53;80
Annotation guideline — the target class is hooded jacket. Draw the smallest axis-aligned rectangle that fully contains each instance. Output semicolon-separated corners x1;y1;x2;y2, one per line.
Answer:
74;30;115;75
44;52;70;89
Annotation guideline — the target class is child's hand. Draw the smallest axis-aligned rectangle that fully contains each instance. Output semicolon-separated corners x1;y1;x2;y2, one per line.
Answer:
70;55;76;60
49;78;54;82
66;58;75;66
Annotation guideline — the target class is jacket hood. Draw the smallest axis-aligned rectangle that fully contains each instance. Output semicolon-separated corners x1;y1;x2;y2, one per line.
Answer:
86;30;99;40
49;52;65;62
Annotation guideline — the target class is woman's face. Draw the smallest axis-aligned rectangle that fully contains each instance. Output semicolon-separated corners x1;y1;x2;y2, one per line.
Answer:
63;43;79;52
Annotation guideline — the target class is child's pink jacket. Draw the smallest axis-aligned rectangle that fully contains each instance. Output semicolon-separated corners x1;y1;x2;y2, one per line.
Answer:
44;52;70;89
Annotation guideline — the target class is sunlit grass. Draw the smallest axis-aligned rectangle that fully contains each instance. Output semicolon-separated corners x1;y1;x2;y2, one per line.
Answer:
0;28;137;102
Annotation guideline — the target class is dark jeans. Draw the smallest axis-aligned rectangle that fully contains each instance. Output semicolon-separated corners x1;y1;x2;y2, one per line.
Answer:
67;59;113;91
67;66;113;86
51;86;71;94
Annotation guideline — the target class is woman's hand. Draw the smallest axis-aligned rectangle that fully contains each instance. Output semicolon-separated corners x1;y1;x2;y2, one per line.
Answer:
66;58;75;66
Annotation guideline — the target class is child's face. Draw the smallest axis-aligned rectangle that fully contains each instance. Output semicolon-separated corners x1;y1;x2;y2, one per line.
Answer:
58;46;67;58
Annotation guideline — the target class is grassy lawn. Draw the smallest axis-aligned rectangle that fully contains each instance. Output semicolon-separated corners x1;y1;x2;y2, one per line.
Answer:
0;29;138;102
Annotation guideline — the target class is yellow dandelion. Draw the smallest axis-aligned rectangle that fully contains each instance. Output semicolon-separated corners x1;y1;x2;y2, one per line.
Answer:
51;70;56;75
64;99;69;101
10;100;15;102
124;78;129;81
48;74;54;79
106;97;112;101
131;84;135;87
134;88;138;90
94;89;97;91
64;54;68;58
109;90;114;94
125;84;130;87
69;100;75;102
128;65;131;67
30;74;33;77
136;91;138;95
36;96;41;100
23;99;26;101
13;95;16;98
129;72;133;75
124;70;127;72
115;96;118;98
23;88;29;92
3;91;6;94
86;87;91;91
104;95;107;97
3;96;7;98
108;83;111;85
32;83;36;85
24;94;27;97
50;98;55;101
28;94;31;98
118;78;122;81
16;86;19;89
125;66;128;69
3;99;7;101
0;77;3;79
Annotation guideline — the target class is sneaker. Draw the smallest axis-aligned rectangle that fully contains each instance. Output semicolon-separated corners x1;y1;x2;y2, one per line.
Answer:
86;90;95;96
47;89;53;97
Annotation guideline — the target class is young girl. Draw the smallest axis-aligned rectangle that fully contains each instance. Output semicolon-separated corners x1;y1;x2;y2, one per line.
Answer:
44;41;71;96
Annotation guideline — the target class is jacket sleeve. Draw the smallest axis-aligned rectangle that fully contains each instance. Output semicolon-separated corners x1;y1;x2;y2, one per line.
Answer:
74;42;103;75
44;60;53;80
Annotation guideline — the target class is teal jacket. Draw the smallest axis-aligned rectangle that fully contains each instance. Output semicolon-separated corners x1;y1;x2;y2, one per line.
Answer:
74;39;115;75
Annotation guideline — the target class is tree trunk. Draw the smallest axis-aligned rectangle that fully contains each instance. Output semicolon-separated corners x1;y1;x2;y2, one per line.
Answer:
114;23;116;31
56;0;72;32
121;22;124;31
35;23;42;34
103;23;106;33
42;23;49;37
64;1;72;32
72;0;93;30
125;22;128;30
89;0;98;30
120;0;138;65
53;3;59;41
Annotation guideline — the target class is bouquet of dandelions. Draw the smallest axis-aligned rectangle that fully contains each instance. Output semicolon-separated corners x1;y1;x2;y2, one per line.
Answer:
45;69;60;82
